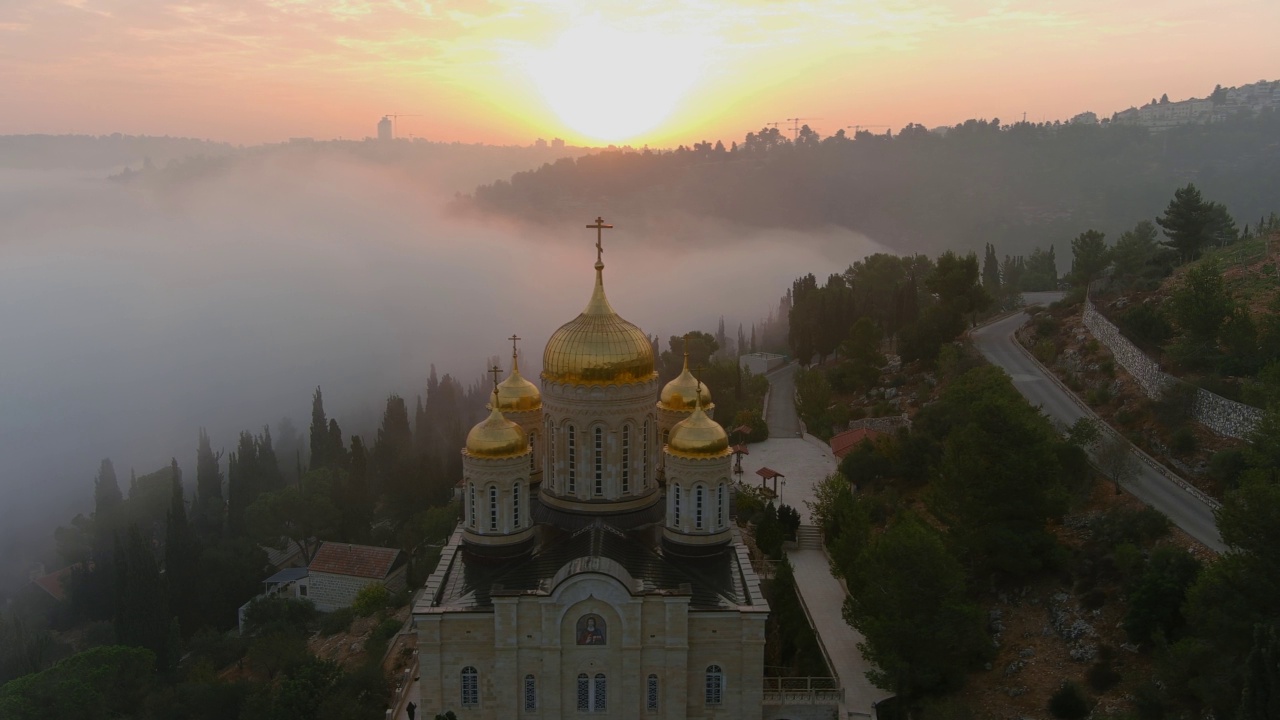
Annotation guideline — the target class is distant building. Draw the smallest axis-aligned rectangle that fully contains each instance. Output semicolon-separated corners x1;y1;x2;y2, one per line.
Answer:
308;542;406;612
829;427;888;460
1070;111;1099;125
535;138;548;148
378;116;394;141
740;352;787;376
237;566;310;633
1110;79;1280;131
551;137;565;149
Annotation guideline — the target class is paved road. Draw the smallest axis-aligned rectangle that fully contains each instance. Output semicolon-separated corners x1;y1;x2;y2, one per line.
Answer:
970;296;1224;551
756;362;890;716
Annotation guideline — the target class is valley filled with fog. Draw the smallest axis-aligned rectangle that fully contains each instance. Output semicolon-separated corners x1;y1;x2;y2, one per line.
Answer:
0;147;883;592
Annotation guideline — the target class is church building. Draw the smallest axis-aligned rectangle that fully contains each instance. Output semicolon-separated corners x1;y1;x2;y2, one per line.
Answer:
413;220;768;719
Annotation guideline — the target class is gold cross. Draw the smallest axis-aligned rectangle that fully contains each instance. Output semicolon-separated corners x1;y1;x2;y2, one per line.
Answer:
586;216;613;264
489;364;502;390
509;334;521;359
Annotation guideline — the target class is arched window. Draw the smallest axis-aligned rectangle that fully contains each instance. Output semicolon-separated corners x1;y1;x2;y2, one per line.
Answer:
594;673;607;711
529;431;537;473
695;485;705;529
488;485;498;532
523;673;537;712
642;417;650;486
468;483;476;528
576;673;589;711
461;666;479;708
661;428;670;448
593;426;604;496
567;424;576;493
673;484;681;526
547;419;556;488
512;482;521;529
646;674;659;711
717;483;726;528
621;424;631;494
705;665;723;706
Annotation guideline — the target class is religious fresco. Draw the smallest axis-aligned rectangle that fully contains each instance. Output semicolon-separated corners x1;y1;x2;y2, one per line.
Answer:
576;614;606;645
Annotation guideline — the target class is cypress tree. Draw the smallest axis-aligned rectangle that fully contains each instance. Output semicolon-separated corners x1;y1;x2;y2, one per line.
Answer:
164;465;201;639
982;243;1001;293
114;525;168;667
258;425;284;493
93;458;123;517
309;386;329;470
1239;624;1280;720
194;429;224;537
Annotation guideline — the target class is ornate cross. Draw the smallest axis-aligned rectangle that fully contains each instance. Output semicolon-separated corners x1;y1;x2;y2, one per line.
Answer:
586;216;613;263
489;364;502;391
509;334;521;359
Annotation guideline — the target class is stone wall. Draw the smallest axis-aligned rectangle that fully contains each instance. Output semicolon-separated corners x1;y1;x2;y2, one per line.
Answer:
846;414;911;435
761;704;839;720
1082;300;1263;440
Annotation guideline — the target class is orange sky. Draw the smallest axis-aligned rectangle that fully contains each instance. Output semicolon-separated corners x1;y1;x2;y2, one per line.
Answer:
1;0;1277;147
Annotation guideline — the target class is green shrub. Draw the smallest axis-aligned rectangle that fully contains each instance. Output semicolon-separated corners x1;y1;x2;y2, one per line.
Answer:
1208;448;1249;490
352;583;390;618
1087;662;1122;693
777;504;802;540
371;618;402;642
1048;681;1091;719
1119;304;1173;348
735;489;765;523
319;608;355;636
1169;426;1197;454
242;596;317;636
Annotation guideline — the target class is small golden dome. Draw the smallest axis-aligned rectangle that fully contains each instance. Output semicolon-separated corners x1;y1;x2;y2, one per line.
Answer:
465;402;529;459
542;260;655;386
667;403;730;458
659;352;713;411
495;351;541;412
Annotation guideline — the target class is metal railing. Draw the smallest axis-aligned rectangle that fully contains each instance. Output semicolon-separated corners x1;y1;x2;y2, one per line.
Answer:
762;676;843;704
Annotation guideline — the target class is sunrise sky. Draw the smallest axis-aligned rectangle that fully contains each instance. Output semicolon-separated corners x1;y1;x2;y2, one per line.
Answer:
1;0;1277;147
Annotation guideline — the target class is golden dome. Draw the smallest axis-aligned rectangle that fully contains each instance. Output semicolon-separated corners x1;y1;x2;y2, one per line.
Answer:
495;351;541;412
465;401;529;459
542;260;655;385
659;352;713;411
667;402;730;458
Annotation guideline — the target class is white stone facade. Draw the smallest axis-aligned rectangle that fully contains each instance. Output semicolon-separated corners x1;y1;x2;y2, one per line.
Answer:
308;566;406;613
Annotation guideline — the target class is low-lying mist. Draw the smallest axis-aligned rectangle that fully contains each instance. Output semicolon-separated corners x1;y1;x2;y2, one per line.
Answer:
0;151;885;591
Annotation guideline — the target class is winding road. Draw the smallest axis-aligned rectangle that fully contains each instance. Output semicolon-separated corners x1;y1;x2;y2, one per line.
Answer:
970;294;1224;552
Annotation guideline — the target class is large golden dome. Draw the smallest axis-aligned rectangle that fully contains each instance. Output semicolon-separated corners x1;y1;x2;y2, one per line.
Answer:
542;260;655;385
465;402;529;459
659;352;713;411
667;403;730;458
495;351;541;412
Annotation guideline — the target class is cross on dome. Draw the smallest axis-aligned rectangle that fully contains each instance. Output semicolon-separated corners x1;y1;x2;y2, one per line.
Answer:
586;216;613;266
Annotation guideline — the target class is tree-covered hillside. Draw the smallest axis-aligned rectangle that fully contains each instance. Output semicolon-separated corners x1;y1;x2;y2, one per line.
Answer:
460;112;1280;261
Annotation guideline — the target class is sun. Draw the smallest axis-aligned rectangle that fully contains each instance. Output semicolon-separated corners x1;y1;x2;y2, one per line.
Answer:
521;21;709;143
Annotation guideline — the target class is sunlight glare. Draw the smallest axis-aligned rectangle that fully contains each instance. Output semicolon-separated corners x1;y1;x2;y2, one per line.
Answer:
522;20;710;143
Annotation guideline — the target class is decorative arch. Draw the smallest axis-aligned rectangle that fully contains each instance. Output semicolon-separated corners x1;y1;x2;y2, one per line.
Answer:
705;664;724;705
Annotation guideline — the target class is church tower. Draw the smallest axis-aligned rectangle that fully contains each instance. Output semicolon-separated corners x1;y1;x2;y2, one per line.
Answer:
537;220;661;522
494;336;543;487
663;390;733;552
460;384;535;554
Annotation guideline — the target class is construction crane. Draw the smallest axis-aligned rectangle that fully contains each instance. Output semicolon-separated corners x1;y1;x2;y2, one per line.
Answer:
845;124;892;134
383;114;422;138
785;117;820;140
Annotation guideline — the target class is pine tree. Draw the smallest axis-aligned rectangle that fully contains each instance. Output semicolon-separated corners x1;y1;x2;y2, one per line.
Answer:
1068;229;1109;287
163;465;201;639
1157;183;1215;263
94;459;123;517
309;386;329;470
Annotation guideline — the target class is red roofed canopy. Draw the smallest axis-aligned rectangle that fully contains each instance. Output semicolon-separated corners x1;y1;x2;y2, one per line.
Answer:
309;542;403;580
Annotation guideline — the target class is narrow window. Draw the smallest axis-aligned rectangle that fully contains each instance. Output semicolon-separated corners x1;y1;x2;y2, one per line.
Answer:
577;673;589;711
529;431;537;473
642;417;650;486
461;666;479;708
705;665;723;706
621;424;630;494
548;419;556;488
468;483;476;528
567;424;576;493
523;674;536;712
646;674;659;711
488;485;498;532
673;484;681;526
662;429;670;448
593;673;607;712
695;485;704;529
718;483;725;528
513;482;521;529
593;426;604;496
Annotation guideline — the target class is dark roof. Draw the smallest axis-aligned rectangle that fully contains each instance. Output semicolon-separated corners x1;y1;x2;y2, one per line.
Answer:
309;542;402;579
755;467;784;480
31;565;76;601
265;567;309;585
830;428;888;459
434;520;752;612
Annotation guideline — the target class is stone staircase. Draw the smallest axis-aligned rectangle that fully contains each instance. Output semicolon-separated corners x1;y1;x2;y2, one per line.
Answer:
795;524;823;550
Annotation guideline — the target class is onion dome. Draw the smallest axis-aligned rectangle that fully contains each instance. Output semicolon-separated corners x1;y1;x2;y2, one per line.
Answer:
465;397;529;458
659;351;713;411
542;257;655;386
495;349;541;412
667;400;730;458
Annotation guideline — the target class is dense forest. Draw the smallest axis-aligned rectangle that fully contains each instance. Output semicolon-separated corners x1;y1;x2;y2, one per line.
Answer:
461;111;1280;261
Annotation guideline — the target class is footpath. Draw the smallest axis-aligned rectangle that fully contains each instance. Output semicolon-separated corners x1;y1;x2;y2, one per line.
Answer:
745;363;892;718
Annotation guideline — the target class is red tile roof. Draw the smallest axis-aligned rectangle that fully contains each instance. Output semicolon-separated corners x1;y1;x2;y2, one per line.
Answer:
32;565;76;601
830;428;888;459
309;542;401;580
